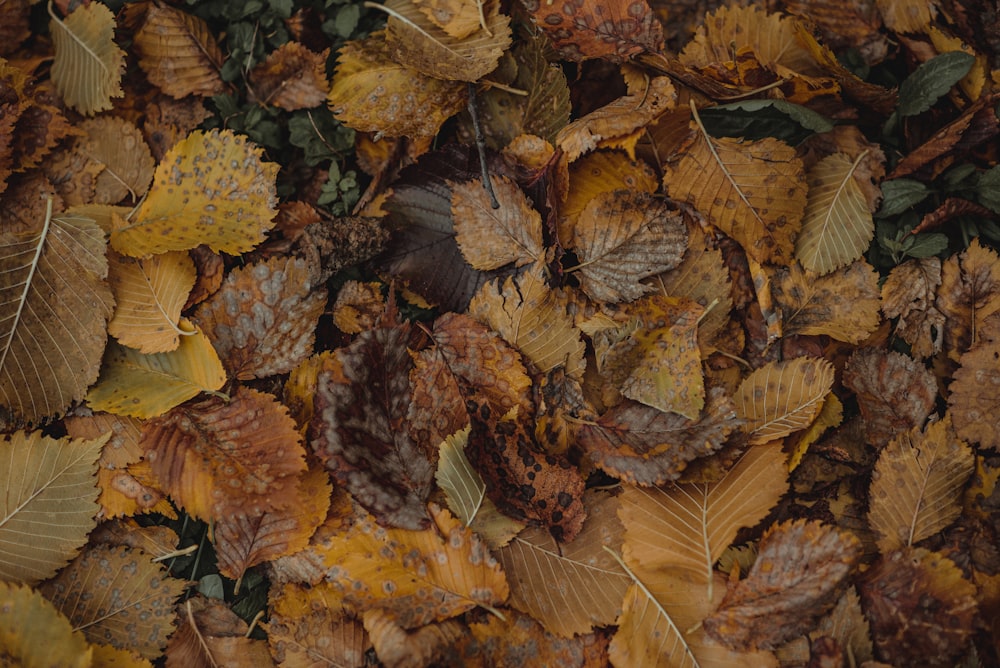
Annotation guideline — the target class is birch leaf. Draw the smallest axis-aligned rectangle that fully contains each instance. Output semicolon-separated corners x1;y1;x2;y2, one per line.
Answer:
736;357;835;445
49;2;124;115
796;152;874;274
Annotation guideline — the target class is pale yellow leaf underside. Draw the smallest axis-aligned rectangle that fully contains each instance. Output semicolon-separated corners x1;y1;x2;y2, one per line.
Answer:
0;430;107;585
868;415;975;553
736;356;835;444
86;323;226;419
48;2;124;115
796;152;873;275
108;251;197;354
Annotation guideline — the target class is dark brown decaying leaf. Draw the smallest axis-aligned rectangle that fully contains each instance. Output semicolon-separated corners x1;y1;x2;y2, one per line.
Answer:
842;349;937;447
521;0;663;62
309;319;434;530
704;519;863;651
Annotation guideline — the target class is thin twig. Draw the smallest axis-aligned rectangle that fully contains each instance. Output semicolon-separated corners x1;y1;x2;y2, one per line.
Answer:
467;83;499;209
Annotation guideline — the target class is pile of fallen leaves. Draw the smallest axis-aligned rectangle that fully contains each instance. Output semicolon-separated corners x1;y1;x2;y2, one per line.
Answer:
1;0;1000;665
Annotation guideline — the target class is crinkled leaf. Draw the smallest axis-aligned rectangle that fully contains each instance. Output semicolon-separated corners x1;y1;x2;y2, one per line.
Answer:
771;260;881;343
132;2;225;98
521;0;662;62
452;175;543;270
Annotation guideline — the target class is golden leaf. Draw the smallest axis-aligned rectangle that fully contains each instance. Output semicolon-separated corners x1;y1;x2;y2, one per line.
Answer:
868;415;975;552
415;0;487;38
364;609;464;668
771;259;881;343
570;191;688;303
320;504;509;628
86;324;226;419
90;644;155;667
329;32;467;137
497;492;630;636
0;209;113;426
332;280;386;334
195;256;327;380
284;351;342;432
948;341;1000;451
620;442;787;588
249;42;329;111
383;0;511;82
467;612;609;667
265;582;370;667
0;430;106;585
107;250;197;354
132;2;225;98
40;544;188;660
736;357;834;445
787;392;843;472
141;387;307;522
0;581;92;668
452;175;544;270
436;426;525;548
594;295;705;419
936;238;1000;361
48;2;124;115
468;263;586;378
795;152;874;274
665;120;807;265
111;130;279;257
214;466;331;582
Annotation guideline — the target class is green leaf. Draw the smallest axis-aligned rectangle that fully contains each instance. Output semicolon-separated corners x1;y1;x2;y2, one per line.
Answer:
977;166;1000;213
902;233;949;259
898;52;975;117
699;99;833;144
878;179;930;217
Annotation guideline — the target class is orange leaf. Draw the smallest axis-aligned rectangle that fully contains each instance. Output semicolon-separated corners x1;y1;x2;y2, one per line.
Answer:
142;387;307;522
132;2;225;98
166;595;274;668
523;0;662;62
265;582;370;666
452;175;544;270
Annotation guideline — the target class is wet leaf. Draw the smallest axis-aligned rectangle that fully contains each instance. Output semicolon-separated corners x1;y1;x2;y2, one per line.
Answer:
522;0;663;62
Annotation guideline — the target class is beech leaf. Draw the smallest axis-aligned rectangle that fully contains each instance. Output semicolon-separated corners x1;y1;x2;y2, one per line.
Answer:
0;430;107;585
868;415;974;552
521;0;662;62
265;582;370;667
49;2;124;115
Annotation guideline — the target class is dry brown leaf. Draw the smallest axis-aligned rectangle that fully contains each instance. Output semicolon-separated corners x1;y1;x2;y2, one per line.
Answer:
936;238;1000;361
41;544;188;660
249;42;329;111
868;415;974;553
133;2;225;98
948;341;1000;451
467;612;610;667
569;190;687;304
876;0;935;33
364;608;464;668
195;256;327;380
703;519;862;651
166;595;274;668
843;348;937;447
409;350;470;459
771;259;882;343
736;356;834;445
107;250;197;354
142;387;307;521
859;547;976;668
497;491;630;637
522;0;663;62
78;117;155;204
329;32;467;137
665;121;807;265
881;257;945;359
452;175;544;270
578;388;741;486
265;582;370;667
468;263;586;378
556;76;676;163
812;587;874;664
620;442;787;589
413;0;483;39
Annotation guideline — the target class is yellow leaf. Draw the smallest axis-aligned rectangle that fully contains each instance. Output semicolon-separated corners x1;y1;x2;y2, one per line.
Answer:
414;0;485;38
90;643;154;667
0;581;92;668
868;415;975;553
665;115;807;265
736;356;835;445
111;129;279;257
469;263;586;378
787;393;843;471
570;190;688;303
497;492;630;636
595;295;705;419
383;0;511;82
86;322;226;419
0;430;107;585
329;32;467;137
41;544;189;660
796;152;874;274
771;259;881;343
48;2;124;115
436;426;525;548
452;175;544;270
321;504;509;627
620;442;787;589
107;250;197;354
264;582;368;667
